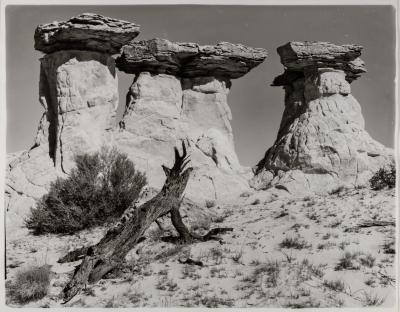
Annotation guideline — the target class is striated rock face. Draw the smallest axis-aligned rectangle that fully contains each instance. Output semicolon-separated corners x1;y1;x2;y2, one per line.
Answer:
6;14;134;238
116;38;267;78
251;41;392;195
115;39;267;202
35;13;140;54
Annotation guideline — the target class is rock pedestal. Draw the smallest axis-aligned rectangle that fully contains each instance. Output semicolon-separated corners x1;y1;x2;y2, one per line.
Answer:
6;14;140;237
115;39;267;202
251;41;392;194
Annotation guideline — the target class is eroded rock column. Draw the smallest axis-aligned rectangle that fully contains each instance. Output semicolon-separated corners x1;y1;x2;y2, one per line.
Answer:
251;41;393;194
6;13;140;237
115;39;267;202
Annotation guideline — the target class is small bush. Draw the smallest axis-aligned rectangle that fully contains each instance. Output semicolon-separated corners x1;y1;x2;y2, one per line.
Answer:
323;279;345;292
361;291;385;306
370;163;396;190
279;236;311;250
25;147;147;234
7;265;51;303
334;252;359;271
359;254;376;268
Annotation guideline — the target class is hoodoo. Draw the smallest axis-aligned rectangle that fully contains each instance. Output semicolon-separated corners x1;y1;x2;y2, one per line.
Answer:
251;41;392;194
5;15;267;237
6;13;140;236
114;38;267;202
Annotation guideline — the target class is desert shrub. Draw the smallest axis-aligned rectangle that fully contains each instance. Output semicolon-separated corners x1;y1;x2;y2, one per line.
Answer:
370;163;396;190
7;265;51;303
359;254;376;268
323;279;345;292
334;251;360;271
361;291;385;306
25;147;147;234
279;236;312;249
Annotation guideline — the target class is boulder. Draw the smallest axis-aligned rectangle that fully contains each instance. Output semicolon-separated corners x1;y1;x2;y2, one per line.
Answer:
251;41;392;195
35;13;140;54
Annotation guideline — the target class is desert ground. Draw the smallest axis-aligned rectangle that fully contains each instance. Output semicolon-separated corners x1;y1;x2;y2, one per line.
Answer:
6;186;396;308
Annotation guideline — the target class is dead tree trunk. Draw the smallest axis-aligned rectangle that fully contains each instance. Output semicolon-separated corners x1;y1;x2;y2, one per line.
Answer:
59;141;231;303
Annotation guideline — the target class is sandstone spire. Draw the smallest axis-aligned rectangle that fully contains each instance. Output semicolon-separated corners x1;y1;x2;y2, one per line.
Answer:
251;41;392;194
115;38;267;202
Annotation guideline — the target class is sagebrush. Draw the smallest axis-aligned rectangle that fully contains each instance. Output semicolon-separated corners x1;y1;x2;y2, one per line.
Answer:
25;147;147;234
369;163;396;190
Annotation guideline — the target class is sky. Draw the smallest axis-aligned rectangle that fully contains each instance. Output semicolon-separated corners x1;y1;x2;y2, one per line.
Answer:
5;5;396;166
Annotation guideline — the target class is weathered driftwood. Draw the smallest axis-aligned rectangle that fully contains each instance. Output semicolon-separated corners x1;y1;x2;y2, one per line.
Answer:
59;141;231;303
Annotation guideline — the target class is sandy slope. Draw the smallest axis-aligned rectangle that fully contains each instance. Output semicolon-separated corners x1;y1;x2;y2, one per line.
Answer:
5;187;396;308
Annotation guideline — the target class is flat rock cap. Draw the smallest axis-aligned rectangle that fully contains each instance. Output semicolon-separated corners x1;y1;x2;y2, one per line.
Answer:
116;38;267;79
35;13;140;54
274;41;367;84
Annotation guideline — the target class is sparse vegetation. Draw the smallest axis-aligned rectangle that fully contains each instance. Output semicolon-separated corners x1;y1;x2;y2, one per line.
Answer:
359;254;376;268
7;265;51;303
370;163;396;190
323;279;345;292
296;259;325;281
279;236;312;250
334;252;360;271
253;261;281;287
361;291;385;306
382;239;395;254
201;295;234;308
25;147;147;234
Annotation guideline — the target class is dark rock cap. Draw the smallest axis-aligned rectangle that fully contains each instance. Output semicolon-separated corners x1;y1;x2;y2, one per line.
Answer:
273;41;367;84
116;38;267;79
35;13;140;54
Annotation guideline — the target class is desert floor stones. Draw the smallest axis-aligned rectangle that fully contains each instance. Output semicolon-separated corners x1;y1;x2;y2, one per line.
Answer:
6;13;140;238
251;41;393;195
115;38;267;202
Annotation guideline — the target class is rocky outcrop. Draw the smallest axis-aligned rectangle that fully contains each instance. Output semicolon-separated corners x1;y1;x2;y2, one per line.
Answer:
251;41;392;194
6;14;139;238
34;13;140;54
6;15;267;237
115;39;267;202
116;38;267;78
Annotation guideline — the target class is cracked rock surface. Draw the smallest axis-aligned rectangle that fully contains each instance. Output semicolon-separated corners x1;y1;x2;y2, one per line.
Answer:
251;41;392;195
